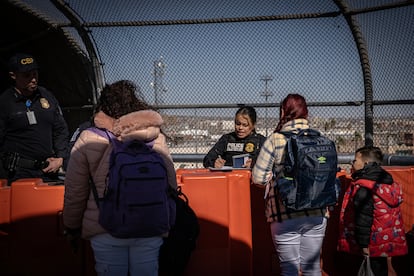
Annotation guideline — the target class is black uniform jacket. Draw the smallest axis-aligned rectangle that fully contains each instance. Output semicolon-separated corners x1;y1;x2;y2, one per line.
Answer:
0;86;69;162
203;131;266;168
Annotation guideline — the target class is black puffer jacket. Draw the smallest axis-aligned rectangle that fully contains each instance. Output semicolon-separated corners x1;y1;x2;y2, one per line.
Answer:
351;163;393;247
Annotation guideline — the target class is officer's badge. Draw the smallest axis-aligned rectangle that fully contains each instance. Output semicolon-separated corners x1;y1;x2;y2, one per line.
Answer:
245;142;255;152
40;98;50;109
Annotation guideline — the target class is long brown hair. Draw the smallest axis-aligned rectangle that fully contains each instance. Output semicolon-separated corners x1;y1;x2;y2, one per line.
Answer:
274;93;308;132
98;80;152;119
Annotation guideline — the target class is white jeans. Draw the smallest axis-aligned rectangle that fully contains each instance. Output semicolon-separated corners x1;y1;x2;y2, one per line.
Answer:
270;216;327;276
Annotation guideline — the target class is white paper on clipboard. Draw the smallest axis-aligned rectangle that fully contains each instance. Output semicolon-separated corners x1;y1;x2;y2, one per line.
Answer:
208;166;250;171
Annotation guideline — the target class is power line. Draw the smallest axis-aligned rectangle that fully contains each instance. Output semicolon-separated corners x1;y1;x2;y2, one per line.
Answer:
151;56;167;106
260;75;273;136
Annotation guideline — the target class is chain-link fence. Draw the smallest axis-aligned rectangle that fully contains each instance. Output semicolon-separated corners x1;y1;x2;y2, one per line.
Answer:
2;0;413;168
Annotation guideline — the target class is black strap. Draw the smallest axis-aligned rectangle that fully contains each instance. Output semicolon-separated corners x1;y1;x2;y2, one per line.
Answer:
273;187;283;223
275;201;283;223
89;177;100;209
87;127;112;209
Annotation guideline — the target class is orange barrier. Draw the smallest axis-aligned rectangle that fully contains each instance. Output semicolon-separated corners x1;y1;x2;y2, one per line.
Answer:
1;167;412;276
383;166;414;233
175;168;208;185
0;178;85;276
178;169;253;276
250;179;278;275
10;178;64;222
322;172;355;276
0;179;10;225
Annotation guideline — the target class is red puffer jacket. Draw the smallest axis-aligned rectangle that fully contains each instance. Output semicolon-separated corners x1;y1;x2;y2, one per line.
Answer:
338;179;408;257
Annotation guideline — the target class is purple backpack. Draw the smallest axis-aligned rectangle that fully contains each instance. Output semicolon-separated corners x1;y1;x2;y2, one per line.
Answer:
89;127;176;238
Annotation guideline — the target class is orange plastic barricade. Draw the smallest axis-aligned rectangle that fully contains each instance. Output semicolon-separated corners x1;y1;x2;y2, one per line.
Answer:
4;178;86;276
249;178;276;275
10;178;64;222
179;169;253;276
383;166;414;233
175;168;208;185
0;179;10;225
321;171;354;276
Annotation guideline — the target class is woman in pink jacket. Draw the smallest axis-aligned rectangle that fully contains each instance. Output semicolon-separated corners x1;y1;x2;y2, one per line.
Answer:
63;80;177;276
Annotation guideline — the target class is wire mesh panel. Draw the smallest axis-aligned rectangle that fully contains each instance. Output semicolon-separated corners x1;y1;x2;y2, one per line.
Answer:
3;0;413;167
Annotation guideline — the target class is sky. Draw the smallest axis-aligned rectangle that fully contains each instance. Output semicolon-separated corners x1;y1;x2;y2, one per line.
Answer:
22;0;413;118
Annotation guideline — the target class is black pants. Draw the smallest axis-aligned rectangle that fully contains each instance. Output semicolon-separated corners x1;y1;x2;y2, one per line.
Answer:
370;257;387;276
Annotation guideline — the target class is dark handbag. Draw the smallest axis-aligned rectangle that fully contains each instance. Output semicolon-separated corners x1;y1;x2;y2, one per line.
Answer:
159;186;200;276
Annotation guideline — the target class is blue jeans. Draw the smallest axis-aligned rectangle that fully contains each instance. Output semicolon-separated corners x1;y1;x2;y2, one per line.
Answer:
270;216;327;276
90;233;163;276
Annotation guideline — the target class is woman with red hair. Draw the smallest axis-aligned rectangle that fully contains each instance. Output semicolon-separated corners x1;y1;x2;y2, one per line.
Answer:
252;94;328;276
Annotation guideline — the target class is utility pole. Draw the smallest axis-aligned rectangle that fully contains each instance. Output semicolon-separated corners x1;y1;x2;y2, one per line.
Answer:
260;75;273;136
151;56;167;106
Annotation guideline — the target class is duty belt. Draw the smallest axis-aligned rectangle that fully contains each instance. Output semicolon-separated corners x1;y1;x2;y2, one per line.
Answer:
3;152;49;171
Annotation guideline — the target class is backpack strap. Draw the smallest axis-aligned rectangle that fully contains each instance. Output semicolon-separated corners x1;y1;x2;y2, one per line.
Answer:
87;127;116;140
86;127;115;208
278;131;295;174
88;126;156;150
298;128;321;137
274;192;283;223
88;126;129;156
281;128;321;137
89;178;100;208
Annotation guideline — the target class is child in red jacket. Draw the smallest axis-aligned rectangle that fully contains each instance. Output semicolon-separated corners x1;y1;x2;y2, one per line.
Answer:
337;146;407;276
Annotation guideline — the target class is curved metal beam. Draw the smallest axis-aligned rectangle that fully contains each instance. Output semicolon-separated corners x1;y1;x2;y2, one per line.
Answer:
51;0;105;106
334;0;374;147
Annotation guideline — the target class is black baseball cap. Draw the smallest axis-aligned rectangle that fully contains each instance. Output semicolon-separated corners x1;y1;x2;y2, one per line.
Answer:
8;53;39;72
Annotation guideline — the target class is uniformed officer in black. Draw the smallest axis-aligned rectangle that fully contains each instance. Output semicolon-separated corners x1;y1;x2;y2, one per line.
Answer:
0;53;69;184
203;106;266;169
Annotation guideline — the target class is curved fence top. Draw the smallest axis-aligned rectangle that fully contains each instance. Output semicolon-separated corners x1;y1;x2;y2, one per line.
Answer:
1;0;413;163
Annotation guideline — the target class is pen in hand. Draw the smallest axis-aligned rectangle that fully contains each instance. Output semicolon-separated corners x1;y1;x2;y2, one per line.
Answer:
215;154;226;168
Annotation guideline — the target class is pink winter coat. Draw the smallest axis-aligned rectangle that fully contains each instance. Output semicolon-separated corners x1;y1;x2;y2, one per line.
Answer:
63;110;177;239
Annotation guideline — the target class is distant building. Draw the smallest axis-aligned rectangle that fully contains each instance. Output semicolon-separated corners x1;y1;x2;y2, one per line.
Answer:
179;129;209;137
